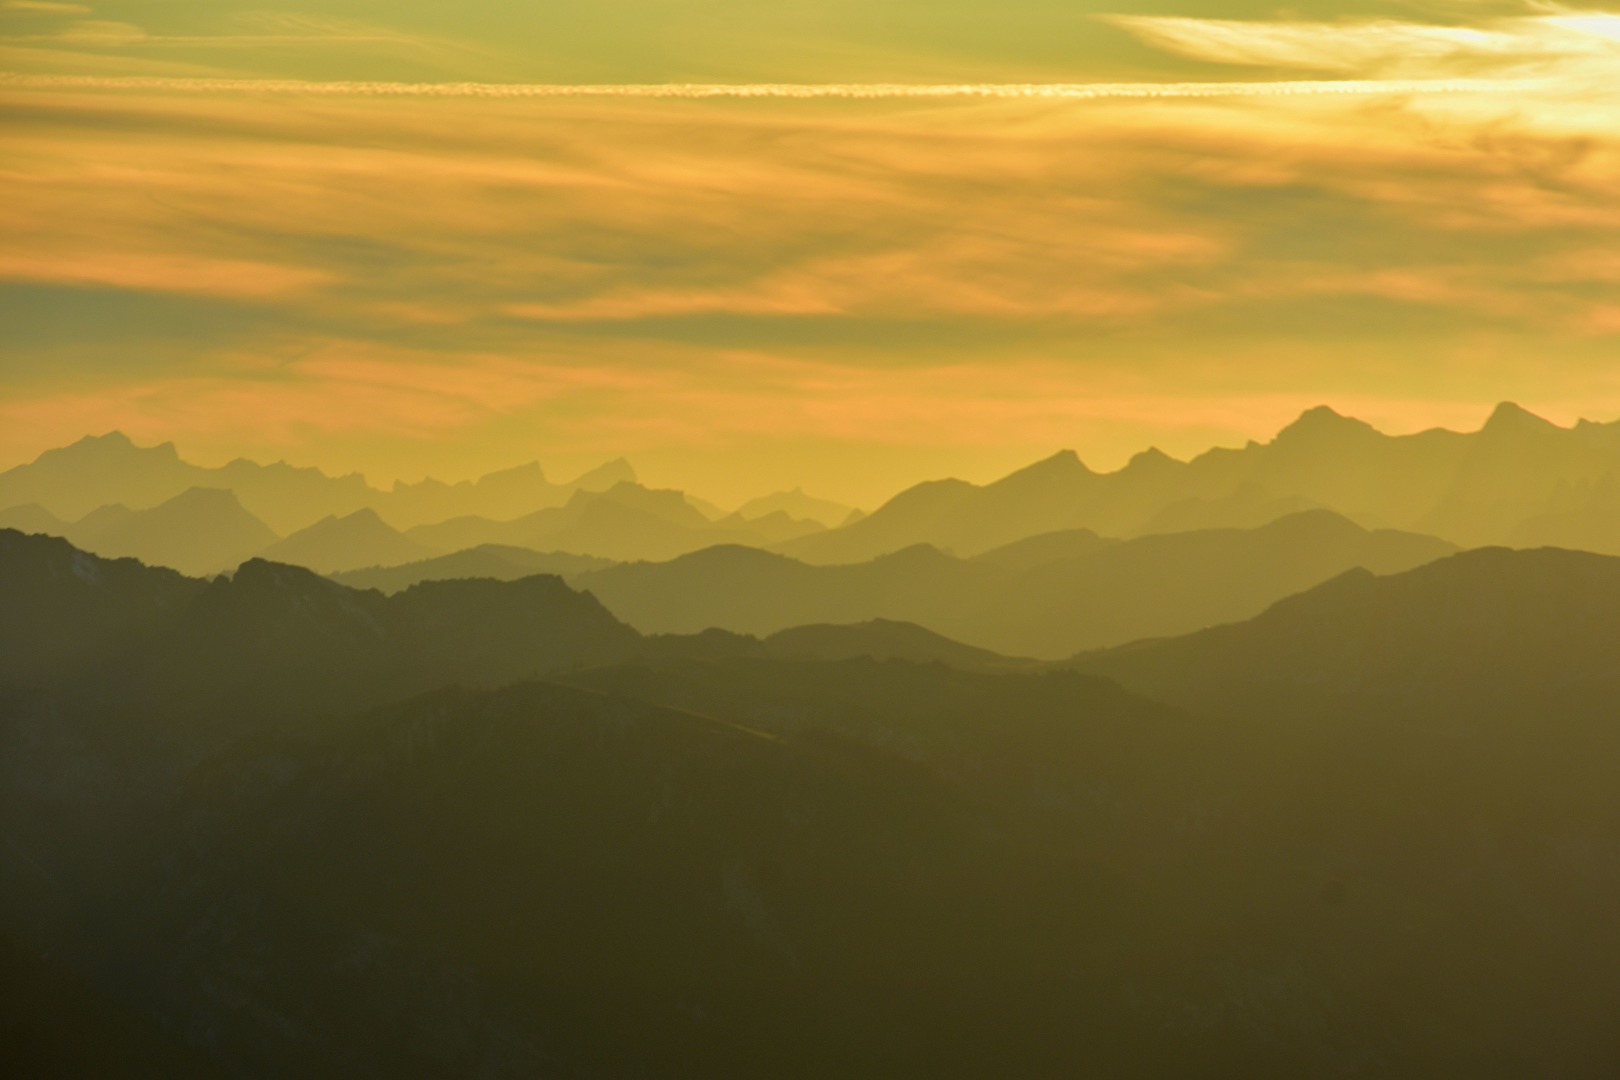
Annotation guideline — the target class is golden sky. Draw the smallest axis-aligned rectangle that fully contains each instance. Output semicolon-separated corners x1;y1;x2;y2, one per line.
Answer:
2;1;1618;505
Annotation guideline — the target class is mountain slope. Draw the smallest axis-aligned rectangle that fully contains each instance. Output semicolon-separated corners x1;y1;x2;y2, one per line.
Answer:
260;508;436;574
762;619;1027;668
63;487;278;576
780;452;1099;563
407;483;818;563
0;529;203;684
0;503;68;535
1075;545;1620;723
578;512;1456;658
736;488;857;529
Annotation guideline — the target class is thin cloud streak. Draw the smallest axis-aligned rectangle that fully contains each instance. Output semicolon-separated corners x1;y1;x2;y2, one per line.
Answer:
0;72;1543;100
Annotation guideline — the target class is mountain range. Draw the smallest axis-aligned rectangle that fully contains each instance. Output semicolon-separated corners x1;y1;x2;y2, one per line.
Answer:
779;403;1620;563
0;475;830;575
402;480;827;563
0;432;638;534
6;529;1620;1075
573;510;1456;657
4;404;1619;584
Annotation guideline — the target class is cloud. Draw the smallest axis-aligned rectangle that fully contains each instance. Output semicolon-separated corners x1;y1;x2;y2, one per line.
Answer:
1105;7;1620;81
0;72;1539;100
0;251;335;298
2;1;91;12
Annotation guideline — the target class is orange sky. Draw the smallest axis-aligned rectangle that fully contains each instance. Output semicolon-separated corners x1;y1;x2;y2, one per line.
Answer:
3;2;1619;505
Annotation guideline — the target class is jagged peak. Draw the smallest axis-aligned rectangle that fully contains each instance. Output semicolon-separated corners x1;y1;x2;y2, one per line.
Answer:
51;431;179;460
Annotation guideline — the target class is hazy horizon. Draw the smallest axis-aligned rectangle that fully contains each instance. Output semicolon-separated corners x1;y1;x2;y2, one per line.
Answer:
9;397;1619;509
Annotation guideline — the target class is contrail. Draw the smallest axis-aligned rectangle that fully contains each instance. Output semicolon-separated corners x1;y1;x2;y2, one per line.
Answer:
0;73;1541;101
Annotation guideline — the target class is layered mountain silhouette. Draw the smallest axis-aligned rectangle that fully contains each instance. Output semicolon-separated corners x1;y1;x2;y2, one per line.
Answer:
258;507;435;575
575;511;1456;657
0;502;68;535
406;481;824;563
5;530;1620;1075
1075;544;1620;724
7;405;1620;1078
6;406;1620;583
776;403;1620;562
61;487;277;576
779;450;1100;564
0;431;641;534
736;487;859;528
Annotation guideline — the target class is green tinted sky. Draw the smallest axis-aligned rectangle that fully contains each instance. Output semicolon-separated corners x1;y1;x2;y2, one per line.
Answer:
2;1;1618;503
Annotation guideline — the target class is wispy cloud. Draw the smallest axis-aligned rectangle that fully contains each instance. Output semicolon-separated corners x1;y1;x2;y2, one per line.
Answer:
1106;7;1620;80
2;1;91;12
0;72;1540;100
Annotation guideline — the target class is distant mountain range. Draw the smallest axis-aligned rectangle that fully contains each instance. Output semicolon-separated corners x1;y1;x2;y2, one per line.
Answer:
0;474;829;574
736;487;861;528
779;403;1620;562
7;529;1619;1075
4;404;1619;581
403;480;826;563
0;431;638;533
574;510;1456;657
26;487;277;577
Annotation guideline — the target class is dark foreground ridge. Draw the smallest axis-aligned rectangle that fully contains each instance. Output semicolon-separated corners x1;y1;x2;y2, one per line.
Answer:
4;530;1620;1077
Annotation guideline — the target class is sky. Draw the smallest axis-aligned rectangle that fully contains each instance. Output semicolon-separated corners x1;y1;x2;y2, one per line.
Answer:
2;1;1619;506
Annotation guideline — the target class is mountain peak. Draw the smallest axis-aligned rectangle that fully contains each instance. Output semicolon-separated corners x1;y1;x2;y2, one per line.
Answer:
342;506;386;526
164;485;246;510
992;449;1091;488
1124;446;1179;472
570;457;637;491
1275;405;1377;443
53;431;179;461
1040;449;1084;469
1481;401;1558;435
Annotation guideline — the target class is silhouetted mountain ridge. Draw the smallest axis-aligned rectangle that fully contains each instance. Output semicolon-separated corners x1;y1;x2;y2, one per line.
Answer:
778;404;1620;561
0;431;641;534
578;511;1456;657
1076;544;1620;723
